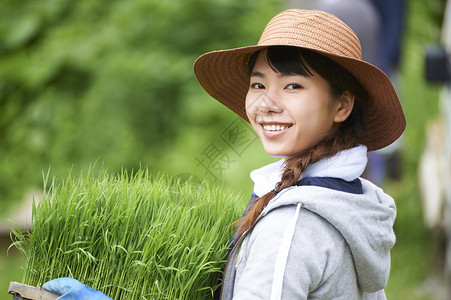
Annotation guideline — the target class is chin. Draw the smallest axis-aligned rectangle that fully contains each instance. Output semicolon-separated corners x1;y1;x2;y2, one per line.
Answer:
263;146;304;158
263;148;291;158
267;153;286;158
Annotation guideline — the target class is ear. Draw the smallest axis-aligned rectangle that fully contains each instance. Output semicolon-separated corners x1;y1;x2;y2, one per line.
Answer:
334;91;355;123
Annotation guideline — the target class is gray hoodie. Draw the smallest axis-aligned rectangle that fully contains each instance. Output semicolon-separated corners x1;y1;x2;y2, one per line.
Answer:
221;145;395;299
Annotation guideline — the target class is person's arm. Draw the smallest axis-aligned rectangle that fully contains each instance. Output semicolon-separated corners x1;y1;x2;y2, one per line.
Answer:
43;277;112;299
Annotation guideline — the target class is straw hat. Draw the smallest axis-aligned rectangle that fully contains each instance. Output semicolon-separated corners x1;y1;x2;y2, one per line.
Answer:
193;9;405;151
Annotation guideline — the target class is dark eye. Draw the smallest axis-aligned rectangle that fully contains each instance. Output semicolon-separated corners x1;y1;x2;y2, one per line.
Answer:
250;83;265;89
286;83;302;90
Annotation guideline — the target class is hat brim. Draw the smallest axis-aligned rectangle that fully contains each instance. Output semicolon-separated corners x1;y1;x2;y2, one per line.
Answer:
194;45;406;151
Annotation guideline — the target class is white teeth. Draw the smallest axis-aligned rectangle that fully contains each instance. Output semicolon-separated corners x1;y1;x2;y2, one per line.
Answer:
263;124;287;131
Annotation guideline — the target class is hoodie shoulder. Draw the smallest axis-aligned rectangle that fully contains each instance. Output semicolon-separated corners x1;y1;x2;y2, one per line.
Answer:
261;180;396;293
237;203;354;299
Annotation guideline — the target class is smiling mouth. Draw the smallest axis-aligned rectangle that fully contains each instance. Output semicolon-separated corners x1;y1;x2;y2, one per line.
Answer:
261;123;292;131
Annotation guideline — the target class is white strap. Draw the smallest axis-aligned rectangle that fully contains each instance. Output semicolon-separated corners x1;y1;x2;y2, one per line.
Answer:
270;203;302;300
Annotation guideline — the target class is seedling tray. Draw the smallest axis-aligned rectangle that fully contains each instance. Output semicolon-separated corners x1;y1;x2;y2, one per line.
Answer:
8;282;59;300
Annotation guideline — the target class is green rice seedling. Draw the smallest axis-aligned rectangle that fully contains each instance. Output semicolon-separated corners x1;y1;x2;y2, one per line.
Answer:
10;168;245;299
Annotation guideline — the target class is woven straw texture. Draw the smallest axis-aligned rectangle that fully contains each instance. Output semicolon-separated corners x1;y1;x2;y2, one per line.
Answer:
194;9;405;151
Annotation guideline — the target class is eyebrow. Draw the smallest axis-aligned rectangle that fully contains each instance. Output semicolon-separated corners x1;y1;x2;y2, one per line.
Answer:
249;71;265;78
250;71;304;78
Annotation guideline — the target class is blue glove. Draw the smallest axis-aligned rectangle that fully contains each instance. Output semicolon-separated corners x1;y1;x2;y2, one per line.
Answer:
43;277;112;300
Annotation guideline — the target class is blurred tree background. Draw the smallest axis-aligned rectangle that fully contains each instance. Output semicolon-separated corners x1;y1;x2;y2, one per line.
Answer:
0;0;282;215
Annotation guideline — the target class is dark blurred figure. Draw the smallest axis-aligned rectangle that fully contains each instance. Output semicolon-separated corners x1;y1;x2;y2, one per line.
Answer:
315;0;382;64
370;0;405;80
288;0;406;185
365;0;405;185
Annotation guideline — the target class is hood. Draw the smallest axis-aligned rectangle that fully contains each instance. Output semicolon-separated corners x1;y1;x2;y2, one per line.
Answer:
250;145;396;293
250;145;368;197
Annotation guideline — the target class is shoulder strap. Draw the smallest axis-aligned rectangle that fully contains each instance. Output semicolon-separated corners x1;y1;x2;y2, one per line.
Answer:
270;202;303;300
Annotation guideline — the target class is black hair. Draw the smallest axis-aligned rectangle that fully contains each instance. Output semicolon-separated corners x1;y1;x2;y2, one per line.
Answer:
248;46;367;139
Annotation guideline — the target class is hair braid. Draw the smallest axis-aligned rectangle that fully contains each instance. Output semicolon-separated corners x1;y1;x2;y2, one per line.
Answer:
233;129;358;236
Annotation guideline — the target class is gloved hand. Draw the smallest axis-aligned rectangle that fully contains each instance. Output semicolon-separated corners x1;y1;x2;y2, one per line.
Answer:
43;277;112;300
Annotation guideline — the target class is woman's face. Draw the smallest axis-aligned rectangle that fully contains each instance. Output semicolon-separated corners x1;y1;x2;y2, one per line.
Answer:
245;51;349;158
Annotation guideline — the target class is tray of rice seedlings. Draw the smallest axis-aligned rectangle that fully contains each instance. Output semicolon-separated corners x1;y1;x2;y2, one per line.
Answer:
9;168;244;299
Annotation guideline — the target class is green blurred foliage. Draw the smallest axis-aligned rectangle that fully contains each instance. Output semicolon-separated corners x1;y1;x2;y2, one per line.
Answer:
0;0;282;213
383;0;446;298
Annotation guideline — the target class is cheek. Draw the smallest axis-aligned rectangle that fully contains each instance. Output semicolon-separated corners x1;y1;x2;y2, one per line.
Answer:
245;93;255;118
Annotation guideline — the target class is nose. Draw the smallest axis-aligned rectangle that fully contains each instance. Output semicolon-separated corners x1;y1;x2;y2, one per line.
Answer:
254;91;283;115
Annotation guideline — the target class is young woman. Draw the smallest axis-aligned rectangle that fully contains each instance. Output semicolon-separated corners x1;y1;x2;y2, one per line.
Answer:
193;9;405;300
43;9;405;300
